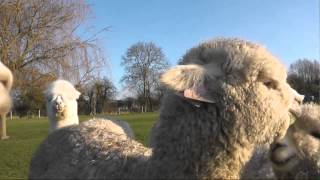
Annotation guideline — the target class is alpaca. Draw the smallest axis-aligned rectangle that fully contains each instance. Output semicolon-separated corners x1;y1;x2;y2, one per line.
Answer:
240;144;277;179
44;80;81;133
0;61;13;140
29;38;303;179
241;102;320;180
44;80;134;137
0;61;13;115
270;103;320;179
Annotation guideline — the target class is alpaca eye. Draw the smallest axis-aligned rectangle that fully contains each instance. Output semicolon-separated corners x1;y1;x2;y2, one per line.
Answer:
263;81;277;89
310;132;320;139
0;80;8;89
46;96;53;102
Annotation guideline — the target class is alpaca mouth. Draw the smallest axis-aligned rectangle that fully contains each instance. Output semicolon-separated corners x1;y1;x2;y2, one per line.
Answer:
55;106;64;112
271;154;295;166
270;143;296;166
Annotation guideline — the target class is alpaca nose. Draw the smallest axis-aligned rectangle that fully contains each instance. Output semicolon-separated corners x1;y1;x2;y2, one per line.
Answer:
55;96;63;105
270;143;291;164
55;101;62;106
271;142;287;153
53;96;64;111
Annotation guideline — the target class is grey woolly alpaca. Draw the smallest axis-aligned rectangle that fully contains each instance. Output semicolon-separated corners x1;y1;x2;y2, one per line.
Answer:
29;119;148;179
29;38;302;179
240;145;276;179
241;103;320;180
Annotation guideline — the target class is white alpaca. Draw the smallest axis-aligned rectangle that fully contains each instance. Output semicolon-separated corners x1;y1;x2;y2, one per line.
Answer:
44;80;81;133
0;61;13;140
0;62;13;115
44;79;135;137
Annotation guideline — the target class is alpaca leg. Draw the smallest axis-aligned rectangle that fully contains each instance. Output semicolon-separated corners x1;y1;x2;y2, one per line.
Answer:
0;114;9;140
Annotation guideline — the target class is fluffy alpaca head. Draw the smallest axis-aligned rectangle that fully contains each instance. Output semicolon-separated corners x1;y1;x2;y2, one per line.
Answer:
44;80;81;132
160;38;302;146
270;103;320;178
0;62;13;114
148;38;304;179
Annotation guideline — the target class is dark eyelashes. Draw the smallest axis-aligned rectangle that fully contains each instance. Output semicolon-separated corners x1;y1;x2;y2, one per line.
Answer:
263;81;277;89
263;81;273;87
310;131;320;139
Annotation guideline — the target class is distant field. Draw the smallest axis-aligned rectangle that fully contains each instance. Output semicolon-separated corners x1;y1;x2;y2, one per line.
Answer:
0;112;158;179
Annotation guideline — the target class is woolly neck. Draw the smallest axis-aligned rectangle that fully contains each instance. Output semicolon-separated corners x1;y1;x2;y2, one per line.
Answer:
147;94;255;179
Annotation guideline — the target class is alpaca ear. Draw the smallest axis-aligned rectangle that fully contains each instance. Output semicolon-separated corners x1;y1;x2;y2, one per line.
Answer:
74;90;81;100
160;64;215;103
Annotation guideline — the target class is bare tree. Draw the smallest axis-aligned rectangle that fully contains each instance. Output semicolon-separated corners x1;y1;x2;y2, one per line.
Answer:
0;0;109;139
80;77;116;115
0;0;106;89
0;0;110;136
121;42;169;112
288;59;320;102
289;59;320;83
0;0;108;120
93;77;116;113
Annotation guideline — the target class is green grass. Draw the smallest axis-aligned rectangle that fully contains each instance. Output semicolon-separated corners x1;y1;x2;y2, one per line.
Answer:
0;113;158;179
106;112;158;144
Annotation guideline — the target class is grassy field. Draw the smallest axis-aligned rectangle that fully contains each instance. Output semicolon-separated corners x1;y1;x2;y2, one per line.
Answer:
0;112;158;179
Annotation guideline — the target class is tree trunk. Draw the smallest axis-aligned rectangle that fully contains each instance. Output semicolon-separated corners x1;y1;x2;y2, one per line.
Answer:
0;114;9;140
143;82;147;112
147;94;153;112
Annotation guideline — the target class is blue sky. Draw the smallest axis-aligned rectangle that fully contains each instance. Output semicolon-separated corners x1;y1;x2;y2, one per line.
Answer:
83;0;319;95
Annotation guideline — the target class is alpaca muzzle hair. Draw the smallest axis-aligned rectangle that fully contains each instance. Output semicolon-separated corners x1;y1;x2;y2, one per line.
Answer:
52;95;65;112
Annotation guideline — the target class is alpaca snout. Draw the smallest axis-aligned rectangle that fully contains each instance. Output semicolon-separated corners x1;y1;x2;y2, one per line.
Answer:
270;143;296;167
289;88;304;118
270;135;298;167
52;96;65;112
